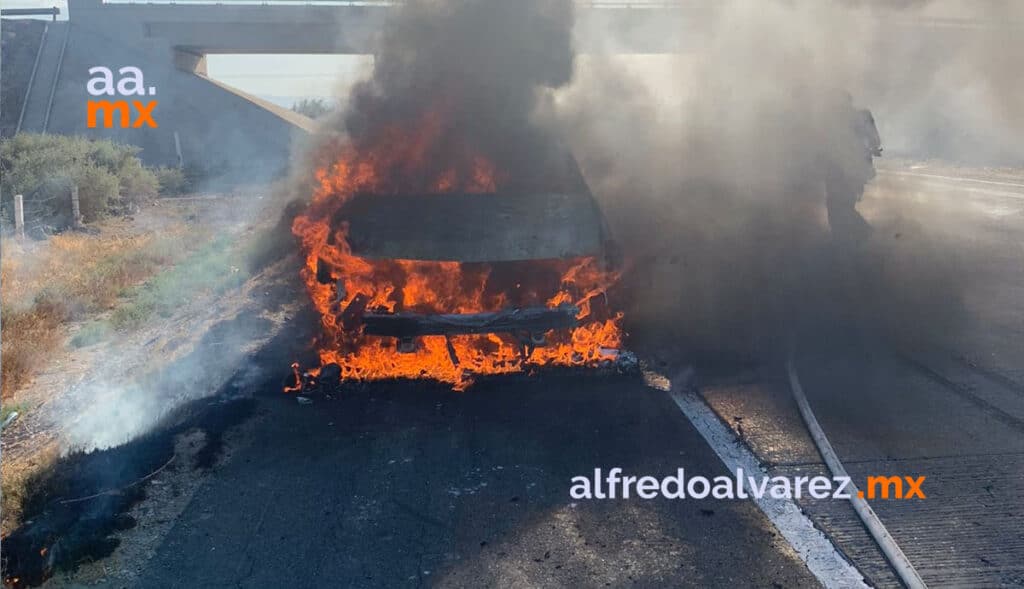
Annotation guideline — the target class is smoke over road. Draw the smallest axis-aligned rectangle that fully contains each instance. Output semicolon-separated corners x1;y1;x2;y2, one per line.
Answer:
551;0;1021;361
61;0;1020;446
5;1;1022;583
53;0;1022;449
286;0;1024;364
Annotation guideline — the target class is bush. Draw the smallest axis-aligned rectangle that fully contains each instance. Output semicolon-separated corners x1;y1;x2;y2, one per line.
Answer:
1;229;196;398
1;301;65;398
153;166;187;196
69;321;113;348
74;165;119;221
0;134;160;226
116;155;159;207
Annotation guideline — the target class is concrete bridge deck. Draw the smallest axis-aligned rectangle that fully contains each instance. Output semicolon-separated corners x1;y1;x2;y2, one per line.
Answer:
6;0;1019;181
68;0;689;55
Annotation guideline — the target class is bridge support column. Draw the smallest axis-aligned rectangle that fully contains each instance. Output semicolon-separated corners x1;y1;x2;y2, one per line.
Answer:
174;50;207;74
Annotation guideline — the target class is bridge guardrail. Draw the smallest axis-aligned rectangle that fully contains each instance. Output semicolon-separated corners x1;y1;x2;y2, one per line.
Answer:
98;0;688;7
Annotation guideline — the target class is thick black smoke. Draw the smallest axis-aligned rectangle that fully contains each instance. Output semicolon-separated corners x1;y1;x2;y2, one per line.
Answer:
303;0;1006;363
553;1;985;362
313;0;577;189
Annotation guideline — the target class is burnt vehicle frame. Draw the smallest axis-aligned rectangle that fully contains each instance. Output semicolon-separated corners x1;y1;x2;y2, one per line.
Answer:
313;153;621;366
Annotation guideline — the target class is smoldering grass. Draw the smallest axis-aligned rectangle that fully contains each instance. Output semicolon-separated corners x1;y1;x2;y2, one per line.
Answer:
1;434;175;586
1;446;61;537
2;214;296;543
0;396;256;585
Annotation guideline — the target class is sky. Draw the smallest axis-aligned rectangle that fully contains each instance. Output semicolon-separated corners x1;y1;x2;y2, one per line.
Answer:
205;55;372;106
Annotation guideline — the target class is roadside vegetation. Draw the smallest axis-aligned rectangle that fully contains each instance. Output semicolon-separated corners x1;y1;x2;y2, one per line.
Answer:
0;134;209;399
1;134;296;539
0;219;289;532
0;228;204;398
1;202;294;398
0;134;188;233
0;132;185;526
0;228;202;533
71;230;277;345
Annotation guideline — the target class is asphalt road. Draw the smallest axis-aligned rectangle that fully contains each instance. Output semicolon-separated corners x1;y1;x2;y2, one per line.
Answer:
703;164;1024;587
70;162;1024;588
135;373;818;588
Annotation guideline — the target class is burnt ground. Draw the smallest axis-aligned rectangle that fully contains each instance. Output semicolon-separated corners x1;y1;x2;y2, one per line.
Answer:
0;396;256;587
0;292;306;587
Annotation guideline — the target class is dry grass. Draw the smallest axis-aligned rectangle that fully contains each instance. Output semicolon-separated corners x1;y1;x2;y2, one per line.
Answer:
0;198;277;540
0;223;219;535
0;445;60;536
0;226;208;399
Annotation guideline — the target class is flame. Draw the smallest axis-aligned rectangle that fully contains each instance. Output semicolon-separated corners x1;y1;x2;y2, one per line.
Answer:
291;111;624;390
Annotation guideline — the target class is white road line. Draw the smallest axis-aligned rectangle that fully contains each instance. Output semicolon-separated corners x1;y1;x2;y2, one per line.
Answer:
881;169;1024;191
648;370;870;589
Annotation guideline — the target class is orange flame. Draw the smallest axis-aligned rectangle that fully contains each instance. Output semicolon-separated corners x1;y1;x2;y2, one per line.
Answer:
292;111;624;390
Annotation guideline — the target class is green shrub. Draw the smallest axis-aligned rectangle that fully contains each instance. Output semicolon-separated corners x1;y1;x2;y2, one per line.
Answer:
0;134;160;225
153;166;187;195
74;165;120;221
116;153;159;206
69;321;113;348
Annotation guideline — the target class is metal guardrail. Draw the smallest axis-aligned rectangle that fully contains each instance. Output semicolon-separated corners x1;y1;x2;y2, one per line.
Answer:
96;0;687;7
0;7;60;19
45;1;1024;29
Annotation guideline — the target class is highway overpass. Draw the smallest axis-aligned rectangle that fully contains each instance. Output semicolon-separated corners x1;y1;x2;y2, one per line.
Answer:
8;0;687;179
67;0;689;58
6;0;1015;180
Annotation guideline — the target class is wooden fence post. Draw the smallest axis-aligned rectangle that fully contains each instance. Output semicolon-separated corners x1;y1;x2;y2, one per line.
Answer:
70;184;82;226
174;131;184;169
14;194;25;240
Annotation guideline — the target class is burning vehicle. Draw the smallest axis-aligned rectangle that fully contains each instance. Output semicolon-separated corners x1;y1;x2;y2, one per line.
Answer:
289;115;630;392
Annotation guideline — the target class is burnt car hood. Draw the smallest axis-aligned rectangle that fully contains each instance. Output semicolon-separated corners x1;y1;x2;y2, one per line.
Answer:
341;190;611;263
